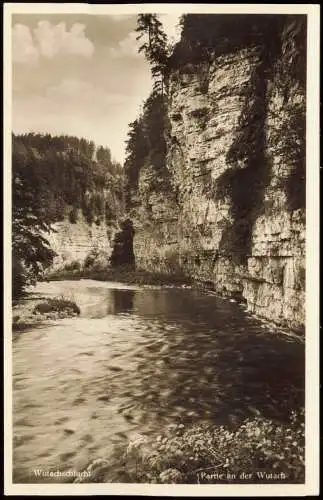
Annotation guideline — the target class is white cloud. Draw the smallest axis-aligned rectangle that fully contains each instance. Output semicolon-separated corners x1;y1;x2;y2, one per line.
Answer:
12;21;94;64
34;21;94;59
108;31;144;59
12;24;39;65
107;14;182;59
160;14;182;45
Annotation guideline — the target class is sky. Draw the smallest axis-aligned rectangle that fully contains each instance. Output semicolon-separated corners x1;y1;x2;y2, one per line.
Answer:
11;13;182;164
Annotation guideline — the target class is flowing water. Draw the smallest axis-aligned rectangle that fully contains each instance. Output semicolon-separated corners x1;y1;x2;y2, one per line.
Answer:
12;280;304;483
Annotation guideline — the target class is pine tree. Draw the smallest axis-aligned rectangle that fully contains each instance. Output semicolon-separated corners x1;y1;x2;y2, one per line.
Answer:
135;14;169;94
123;118;148;210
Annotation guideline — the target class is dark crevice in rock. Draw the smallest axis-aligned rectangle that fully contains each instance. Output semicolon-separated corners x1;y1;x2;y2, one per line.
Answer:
110;219;135;269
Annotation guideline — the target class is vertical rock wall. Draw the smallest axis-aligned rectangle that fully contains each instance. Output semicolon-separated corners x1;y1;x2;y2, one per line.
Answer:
133;16;306;330
243;19;306;328
46;209;118;272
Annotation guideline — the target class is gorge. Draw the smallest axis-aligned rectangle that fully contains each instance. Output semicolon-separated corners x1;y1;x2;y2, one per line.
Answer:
12;14;306;333
127;14;306;331
10;11;309;487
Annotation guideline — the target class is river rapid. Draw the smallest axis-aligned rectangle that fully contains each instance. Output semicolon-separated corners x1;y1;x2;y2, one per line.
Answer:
12;280;304;483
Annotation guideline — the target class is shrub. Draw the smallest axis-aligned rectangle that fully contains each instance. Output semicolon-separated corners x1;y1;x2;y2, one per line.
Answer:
33;297;80;316
83;249;99;269
83;248;108;271
68;207;78;224
12;259;29;298
63;260;81;272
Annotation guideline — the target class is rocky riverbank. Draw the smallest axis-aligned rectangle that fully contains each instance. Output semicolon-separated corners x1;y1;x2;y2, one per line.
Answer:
12;296;80;332
43;268;304;337
74;408;305;484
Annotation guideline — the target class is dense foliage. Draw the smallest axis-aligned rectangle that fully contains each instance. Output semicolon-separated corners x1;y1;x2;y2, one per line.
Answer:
123;118;148;210
13;133;123;225
110;219;135;268
122;14;175;215
123;91;173;214
275;16;306;211
12;133;123;297
170;14;289;68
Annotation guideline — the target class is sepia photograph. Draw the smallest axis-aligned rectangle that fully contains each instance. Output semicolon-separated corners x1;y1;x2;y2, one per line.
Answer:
3;3;319;496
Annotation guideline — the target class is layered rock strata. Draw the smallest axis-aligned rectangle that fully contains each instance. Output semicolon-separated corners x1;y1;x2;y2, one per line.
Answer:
133;16;306;330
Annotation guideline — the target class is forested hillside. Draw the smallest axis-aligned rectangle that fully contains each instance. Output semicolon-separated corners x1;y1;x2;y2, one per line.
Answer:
12;133;124;297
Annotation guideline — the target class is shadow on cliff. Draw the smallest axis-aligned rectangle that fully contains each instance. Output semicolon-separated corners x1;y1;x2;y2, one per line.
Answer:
216;49;273;266
215;16;306;265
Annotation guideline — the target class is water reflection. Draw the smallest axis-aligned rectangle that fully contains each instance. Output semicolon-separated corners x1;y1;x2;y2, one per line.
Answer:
83;289;136;317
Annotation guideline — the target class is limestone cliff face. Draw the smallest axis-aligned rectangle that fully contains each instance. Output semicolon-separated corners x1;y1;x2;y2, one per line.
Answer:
46;214;116;271
133;16;306;330
44;168;124;271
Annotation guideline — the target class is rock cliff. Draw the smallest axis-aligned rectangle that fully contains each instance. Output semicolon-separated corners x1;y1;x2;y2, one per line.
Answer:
46;211;117;272
12;133;124;289
132;15;306;331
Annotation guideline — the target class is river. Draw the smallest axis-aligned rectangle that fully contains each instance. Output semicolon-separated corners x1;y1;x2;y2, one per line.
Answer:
12;279;304;483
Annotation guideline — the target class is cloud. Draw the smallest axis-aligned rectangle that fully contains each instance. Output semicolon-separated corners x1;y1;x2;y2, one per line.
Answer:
12;24;39;65
107;14;182;59
108;30;144;59
160;14;182;44
11;16;154;162
12;21;94;64
34;21;94;58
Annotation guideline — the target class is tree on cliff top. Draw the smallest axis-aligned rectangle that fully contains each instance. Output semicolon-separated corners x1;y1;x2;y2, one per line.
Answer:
169;14;290;69
135;14;170;94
